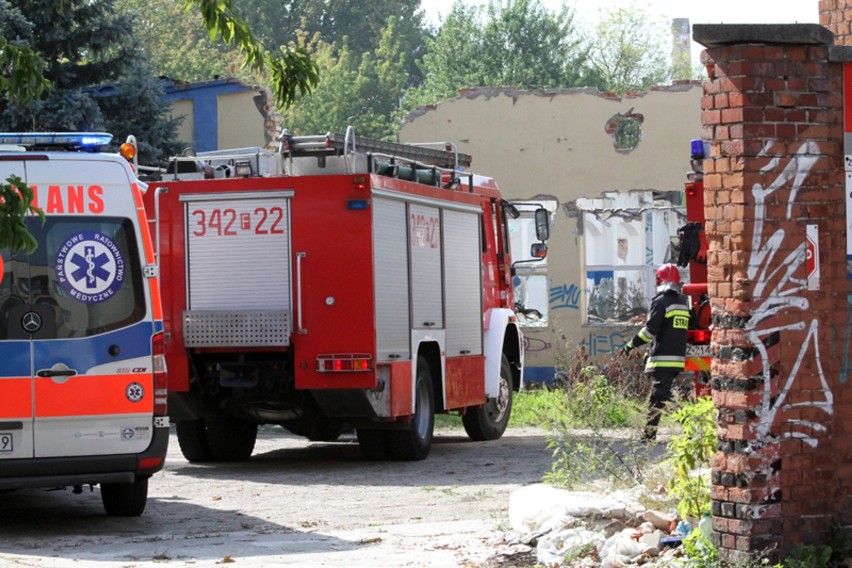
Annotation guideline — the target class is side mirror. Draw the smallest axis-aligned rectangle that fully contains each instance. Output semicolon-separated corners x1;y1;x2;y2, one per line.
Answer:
505;202;521;219
530;242;548;259
534;208;549;241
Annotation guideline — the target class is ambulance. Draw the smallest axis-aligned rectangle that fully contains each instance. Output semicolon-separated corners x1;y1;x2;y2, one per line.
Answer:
0;133;168;516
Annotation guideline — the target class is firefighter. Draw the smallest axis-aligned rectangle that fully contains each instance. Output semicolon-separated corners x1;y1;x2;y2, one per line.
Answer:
622;263;690;440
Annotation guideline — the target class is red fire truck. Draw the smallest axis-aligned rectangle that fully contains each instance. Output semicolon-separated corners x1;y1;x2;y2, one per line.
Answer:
679;139;712;395
142;128;548;462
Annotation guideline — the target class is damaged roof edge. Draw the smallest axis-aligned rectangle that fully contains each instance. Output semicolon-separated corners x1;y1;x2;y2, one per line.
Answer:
399;82;701;128
693;23;834;49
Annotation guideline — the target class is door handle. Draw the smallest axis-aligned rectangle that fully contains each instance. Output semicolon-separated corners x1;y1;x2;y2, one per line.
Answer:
36;363;78;379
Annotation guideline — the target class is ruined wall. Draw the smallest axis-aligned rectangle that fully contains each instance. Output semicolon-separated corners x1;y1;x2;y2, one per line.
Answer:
400;86;702;382
694;23;852;559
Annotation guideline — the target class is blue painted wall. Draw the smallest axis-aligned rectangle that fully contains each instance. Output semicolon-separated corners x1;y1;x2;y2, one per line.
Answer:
162;79;255;152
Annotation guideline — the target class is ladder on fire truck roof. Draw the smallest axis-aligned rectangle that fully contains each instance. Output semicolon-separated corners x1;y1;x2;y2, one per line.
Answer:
280;126;472;170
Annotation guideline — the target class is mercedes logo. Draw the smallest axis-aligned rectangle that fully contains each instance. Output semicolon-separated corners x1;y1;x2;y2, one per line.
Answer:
21;311;42;333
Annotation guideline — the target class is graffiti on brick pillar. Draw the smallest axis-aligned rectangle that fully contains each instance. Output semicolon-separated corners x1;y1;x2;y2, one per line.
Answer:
747;139;832;449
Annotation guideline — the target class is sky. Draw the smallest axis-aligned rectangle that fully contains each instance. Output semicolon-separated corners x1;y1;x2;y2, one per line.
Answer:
419;0;821;66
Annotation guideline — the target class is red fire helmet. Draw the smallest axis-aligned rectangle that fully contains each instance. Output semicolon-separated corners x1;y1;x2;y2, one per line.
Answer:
655;263;680;286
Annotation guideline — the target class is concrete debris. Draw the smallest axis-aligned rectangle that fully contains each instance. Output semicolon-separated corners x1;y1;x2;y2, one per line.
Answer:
505;484;691;567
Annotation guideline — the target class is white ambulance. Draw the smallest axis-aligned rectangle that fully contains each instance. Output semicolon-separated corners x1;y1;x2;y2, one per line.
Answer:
0;132;168;516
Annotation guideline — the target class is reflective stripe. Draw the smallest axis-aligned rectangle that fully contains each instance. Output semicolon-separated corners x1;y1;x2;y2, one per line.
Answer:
34;373;153;417
649;355;686;363
646;360;686;370
0;378;33;418
665;303;690;313
685;357;711;372
665;309;691;318
638;328;654;342
645;355;686;371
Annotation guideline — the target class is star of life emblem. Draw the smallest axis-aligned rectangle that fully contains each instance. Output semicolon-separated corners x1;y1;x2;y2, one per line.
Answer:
55;231;125;304
126;382;144;403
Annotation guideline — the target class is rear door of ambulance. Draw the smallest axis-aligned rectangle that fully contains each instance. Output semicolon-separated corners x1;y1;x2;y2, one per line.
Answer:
0;154;157;462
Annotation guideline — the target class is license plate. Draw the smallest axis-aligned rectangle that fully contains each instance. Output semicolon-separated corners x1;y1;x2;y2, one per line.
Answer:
0;433;12;452
686;344;712;358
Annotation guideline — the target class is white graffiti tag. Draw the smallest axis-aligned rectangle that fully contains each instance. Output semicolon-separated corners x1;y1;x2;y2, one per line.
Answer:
747;139;833;448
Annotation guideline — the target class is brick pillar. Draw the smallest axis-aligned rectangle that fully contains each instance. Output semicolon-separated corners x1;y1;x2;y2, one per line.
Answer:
694;24;851;561
820;0;852;44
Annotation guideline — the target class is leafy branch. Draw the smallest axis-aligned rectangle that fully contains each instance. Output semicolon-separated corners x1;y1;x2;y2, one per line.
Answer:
185;0;319;109
0;38;51;104
0;176;45;254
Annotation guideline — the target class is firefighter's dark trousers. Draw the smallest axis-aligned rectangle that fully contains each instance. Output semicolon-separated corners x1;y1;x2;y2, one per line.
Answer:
643;368;680;440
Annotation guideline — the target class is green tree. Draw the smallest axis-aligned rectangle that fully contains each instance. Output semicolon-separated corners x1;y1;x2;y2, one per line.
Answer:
94;59;184;166
235;0;427;84
0;0;182;164
186;0;319;110
583;3;672;95
0;2;50;104
120;0;244;83
406;0;593;107
284;18;409;140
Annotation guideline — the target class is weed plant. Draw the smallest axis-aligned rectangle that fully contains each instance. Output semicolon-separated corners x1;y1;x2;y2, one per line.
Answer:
542;348;657;488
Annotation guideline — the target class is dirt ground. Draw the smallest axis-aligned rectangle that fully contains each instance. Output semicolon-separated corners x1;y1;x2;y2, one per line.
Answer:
0;426;554;567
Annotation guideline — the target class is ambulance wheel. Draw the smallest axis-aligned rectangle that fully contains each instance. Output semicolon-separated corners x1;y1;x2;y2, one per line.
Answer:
175;419;214;463
463;354;513;441
205;415;258;462
356;428;391;460
101;477;148;517
386;356;434;461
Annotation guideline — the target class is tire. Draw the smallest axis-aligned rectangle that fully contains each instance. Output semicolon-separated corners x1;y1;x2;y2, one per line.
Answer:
204;415;258;462
175;418;214;463
386;356;434;461
101;477;148;517
463;354;513;441
356;428;391;461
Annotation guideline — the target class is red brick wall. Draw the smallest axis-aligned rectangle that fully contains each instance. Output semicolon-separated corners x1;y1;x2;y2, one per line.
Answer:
820;0;852;43
700;34;852;559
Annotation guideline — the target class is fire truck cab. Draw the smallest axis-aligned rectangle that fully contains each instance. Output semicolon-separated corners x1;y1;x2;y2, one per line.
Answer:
0;133;168;516
144;127;547;462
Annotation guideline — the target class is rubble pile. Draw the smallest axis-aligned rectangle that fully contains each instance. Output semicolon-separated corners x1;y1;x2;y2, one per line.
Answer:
489;484;694;567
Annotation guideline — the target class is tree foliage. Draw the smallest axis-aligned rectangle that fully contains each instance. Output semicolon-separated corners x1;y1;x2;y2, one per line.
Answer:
235;0;427;84
120;0;244;83
186;0;319;110
284;19;409;140
0;175;44;254
406;0;594;108
583;3;673;95
0;0;182;164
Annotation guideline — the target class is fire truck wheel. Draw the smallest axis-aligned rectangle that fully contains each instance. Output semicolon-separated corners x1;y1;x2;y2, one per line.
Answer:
205;415;258;462
100;477;148;517
386;356;434;461
462;354;513;441
175;419;215;463
356;428;391;461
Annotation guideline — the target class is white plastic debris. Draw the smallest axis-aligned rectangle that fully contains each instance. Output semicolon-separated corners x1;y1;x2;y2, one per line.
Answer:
536;527;605;566
508;484;645;534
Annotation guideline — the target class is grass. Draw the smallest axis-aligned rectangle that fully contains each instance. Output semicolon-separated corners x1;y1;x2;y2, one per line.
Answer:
435;387;573;429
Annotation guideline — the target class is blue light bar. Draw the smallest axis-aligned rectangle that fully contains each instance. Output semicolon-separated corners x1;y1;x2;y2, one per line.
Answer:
346;199;370;210
0;132;113;148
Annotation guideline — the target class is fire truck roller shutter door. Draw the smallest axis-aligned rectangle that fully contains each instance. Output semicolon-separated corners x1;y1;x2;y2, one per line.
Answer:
372;196;411;361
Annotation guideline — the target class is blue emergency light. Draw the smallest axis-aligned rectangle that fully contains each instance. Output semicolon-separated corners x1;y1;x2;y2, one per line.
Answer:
690;139;705;160
0;132;113;149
